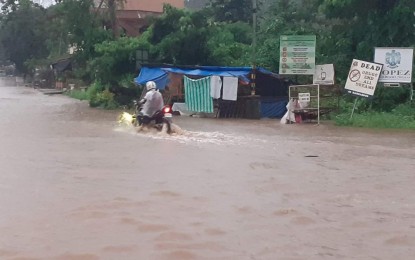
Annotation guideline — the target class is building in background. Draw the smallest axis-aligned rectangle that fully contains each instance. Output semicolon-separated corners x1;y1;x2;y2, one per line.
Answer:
100;0;185;36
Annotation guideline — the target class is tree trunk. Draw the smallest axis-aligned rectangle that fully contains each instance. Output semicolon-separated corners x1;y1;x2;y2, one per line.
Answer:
108;0;119;38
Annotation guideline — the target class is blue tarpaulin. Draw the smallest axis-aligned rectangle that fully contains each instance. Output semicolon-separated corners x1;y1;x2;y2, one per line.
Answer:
134;66;274;90
134;67;169;90
163;66;254;77
260;99;288;118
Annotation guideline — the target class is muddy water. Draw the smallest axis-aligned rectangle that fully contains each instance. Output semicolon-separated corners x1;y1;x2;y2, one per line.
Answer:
1;79;415;260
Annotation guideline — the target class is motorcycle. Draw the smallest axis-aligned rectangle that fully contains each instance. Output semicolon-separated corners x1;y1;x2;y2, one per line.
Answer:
131;100;173;134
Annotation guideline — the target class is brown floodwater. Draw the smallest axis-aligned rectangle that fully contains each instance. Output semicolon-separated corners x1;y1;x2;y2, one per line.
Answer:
1;78;415;260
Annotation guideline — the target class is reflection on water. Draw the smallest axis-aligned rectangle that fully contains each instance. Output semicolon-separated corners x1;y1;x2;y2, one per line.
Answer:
1;80;415;260
114;124;255;146
115;110;265;146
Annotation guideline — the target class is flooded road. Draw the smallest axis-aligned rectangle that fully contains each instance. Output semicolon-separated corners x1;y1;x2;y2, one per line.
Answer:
1;79;415;260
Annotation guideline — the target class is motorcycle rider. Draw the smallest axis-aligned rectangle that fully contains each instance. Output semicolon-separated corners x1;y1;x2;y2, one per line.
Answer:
137;81;164;125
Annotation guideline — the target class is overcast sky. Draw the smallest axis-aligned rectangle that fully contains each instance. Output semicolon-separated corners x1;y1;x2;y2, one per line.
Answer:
34;0;54;7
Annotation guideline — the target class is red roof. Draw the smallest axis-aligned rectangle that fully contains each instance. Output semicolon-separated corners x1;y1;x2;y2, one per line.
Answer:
121;0;184;12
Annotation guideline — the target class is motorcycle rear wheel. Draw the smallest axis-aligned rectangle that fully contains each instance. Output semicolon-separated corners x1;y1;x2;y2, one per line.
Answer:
162;118;172;134
132;116;138;127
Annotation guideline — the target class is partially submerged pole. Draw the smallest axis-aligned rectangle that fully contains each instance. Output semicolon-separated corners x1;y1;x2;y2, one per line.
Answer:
350;97;358;120
251;0;257;96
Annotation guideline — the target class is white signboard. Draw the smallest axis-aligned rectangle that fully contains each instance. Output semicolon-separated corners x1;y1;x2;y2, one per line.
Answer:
298;93;310;102
345;59;383;98
313;64;335;85
374;47;414;83
279;35;316;75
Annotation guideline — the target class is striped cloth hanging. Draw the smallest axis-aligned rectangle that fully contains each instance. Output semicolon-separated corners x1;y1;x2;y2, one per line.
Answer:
184;76;214;113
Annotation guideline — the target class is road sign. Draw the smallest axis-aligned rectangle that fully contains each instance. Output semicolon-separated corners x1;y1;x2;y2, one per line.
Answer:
345;59;383;98
374;47;414;83
298;93;310;102
279;35;316;75
313;64;335;85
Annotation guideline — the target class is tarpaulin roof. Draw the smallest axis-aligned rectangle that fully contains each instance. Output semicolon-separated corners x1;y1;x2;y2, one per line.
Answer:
51;58;72;73
134;65;274;90
134;67;169;90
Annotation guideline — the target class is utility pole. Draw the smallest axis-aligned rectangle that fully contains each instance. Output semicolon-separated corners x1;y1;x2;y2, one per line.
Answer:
251;0;257;96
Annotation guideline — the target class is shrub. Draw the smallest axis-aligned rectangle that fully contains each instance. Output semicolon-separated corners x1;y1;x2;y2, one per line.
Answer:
82;81;117;109
90;88;118;109
108;73;141;106
86;81;104;99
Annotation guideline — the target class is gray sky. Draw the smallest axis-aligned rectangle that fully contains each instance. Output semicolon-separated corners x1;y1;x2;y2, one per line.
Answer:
33;0;54;7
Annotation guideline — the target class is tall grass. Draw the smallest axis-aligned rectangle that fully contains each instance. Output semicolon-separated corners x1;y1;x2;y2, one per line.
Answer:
67;89;89;100
335;103;415;129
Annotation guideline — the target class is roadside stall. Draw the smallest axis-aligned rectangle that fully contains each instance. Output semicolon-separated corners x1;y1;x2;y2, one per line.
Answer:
134;65;289;119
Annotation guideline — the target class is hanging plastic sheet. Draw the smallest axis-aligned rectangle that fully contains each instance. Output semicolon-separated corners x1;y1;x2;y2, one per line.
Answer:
184;76;214;113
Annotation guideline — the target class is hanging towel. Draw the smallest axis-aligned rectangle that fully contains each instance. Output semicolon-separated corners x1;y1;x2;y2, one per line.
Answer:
210;75;222;99
184;76;214;113
222;77;238;101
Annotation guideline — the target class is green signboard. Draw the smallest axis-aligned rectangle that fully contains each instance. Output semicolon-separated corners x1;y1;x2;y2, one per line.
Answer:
279;35;316;75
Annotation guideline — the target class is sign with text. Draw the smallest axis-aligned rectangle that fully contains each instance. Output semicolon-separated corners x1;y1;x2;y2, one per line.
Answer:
298;93;310;102
279;35;316;75
345;59;383;98
374;47;414;83
313;64;335;85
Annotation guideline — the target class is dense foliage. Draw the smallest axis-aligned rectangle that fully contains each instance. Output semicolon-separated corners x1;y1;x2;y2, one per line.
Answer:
0;0;414;121
0;0;48;73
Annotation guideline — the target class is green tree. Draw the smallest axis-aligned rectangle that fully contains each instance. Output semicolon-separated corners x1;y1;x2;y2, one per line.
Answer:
148;5;211;65
56;0;111;61
319;0;415;81
88;36;149;85
208;0;253;23
256;0;324;71
185;0;210;10
147;4;253;66
45;0;111;82
0;0;48;74
206;22;252;65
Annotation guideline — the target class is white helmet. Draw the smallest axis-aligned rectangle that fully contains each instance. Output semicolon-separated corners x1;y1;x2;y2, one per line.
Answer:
146;81;156;91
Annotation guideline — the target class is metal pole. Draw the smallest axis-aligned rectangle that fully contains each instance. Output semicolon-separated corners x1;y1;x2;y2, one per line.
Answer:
317;84;320;125
252;0;257;65
350;97;358;120
251;0;257;96
288;86;291;124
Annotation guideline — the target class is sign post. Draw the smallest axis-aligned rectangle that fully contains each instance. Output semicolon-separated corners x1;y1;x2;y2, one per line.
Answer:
279;35;316;75
350;98;358;119
374;47;414;103
345;59;383;119
313;64;335;85
298;92;311;102
345;59;383;98
374;47;413;84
